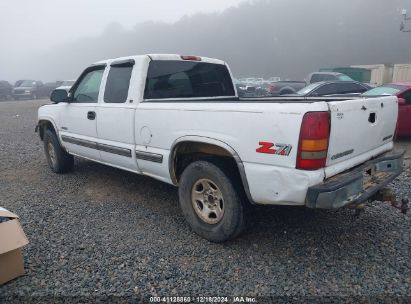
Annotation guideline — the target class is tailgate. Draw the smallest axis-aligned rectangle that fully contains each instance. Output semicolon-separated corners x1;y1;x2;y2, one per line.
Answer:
326;96;398;173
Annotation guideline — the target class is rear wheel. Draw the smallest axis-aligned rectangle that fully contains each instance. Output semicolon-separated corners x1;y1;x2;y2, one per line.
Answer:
178;160;246;242
43;129;74;173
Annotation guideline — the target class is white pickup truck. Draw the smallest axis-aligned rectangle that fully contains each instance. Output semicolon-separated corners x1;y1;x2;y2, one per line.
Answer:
37;54;405;242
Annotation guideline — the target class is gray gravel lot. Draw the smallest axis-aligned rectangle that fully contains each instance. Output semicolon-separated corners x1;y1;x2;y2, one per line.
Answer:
0;99;410;302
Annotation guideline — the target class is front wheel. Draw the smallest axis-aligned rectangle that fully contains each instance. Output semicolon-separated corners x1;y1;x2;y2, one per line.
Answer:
43;129;74;173
178;160;246;242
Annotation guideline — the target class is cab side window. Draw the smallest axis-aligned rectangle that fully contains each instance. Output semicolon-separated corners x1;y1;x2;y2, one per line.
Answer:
72;68;104;103
104;63;133;103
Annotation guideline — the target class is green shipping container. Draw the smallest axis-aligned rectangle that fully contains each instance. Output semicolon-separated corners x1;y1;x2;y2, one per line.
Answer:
319;67;371;83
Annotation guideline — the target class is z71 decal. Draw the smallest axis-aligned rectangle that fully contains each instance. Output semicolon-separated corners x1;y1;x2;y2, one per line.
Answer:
256;142;292;156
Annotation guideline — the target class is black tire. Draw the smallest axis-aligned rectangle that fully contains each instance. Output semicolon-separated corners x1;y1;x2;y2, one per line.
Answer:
43;129;74;173
178;160;246;242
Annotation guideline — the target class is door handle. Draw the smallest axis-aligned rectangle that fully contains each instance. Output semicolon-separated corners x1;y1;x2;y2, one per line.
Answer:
87;111;96;120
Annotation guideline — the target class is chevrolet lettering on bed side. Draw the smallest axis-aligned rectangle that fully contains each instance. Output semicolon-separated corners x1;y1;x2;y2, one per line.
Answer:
36;54;406;242
330;149;354;160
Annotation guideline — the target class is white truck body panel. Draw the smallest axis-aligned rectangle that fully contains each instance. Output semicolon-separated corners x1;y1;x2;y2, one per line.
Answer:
59;104;100;161
134;101;329;204
325;96;398;176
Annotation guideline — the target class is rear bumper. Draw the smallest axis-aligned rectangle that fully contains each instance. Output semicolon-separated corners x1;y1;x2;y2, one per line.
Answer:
305;149;405;209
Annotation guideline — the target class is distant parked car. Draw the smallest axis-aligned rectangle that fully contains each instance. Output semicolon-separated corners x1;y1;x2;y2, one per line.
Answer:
0;81;13;101
295;81;371;97
237;84;259;97
60;80;75;87
14;80;25;88
362;82;411;137
306;72;354;84
41;82;61;97
254;78;264;85
55;80;76;92
256;82;271;96
268;76;281;82
243;78;257;85
13;80;44;100
266;80;306;95
49;80;76;101
240;77;264;86
234;78;259;97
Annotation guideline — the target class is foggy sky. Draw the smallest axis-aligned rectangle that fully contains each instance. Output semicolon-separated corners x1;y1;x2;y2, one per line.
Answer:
0;0;245;81
1;0;411;82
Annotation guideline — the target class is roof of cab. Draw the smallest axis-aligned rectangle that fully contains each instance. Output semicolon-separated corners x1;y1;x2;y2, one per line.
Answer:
93;54;226;66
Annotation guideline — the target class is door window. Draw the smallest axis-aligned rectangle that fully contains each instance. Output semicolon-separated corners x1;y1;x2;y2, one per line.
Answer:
72;68;104;103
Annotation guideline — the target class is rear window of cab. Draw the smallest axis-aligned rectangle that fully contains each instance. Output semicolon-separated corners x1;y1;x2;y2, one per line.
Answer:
144;60;235;99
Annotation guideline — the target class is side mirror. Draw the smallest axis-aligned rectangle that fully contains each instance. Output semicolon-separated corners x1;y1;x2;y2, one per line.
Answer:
310;92;319;97
50;89;68;103
398;97;406;105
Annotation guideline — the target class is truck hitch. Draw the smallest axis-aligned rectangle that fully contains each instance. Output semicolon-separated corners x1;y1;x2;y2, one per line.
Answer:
375;188;409;214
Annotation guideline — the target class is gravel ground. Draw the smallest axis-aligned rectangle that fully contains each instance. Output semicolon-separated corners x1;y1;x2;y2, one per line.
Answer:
0;99;410;302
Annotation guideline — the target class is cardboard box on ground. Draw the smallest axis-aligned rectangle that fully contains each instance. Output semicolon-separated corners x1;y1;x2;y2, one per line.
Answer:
0;207;29;285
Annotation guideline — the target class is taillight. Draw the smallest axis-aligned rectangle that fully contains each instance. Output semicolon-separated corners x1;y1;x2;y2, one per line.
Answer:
180;55;201;61
296;111;330;170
